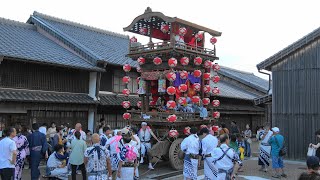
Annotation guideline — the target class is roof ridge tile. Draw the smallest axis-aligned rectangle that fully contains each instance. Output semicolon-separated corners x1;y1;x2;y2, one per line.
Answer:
33;11;129;39
0;17;35;29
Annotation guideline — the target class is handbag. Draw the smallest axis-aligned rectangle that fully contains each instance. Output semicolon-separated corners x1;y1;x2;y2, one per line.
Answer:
274;136;287;156
307;147;316;157
247;138;252;144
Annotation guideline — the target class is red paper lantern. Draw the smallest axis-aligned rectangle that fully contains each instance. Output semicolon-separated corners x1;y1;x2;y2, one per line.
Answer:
180;57;189;66
203;73;211;80
180;70;188;79
203;85;211;93
183;126;191;135
178;84;188;92
137;101;142;108
192;96;200;103
168;57;177;68
210;37;217;44
136;66;142;73
121;101;131;109
193;83;201;91
204;60;212;69
212;126;219;132
212;99;220;107
161;24;169;33
194;70;202;78
166;72;176;82
212;87;220;95
139;27;148;35
213;111;220;119
123;64;131;72
153;57;162;65
168;129;179;138
178;97;187;105
179;27;187;36
212;75;220;83
123;113;131;120
167;115;177;123
202;98;210;106
149;101;156;106
122;76;131;84
137;57;145;65
195;32;204;41
130;36;137;43
122;89;130;96
167;86;176;95
194;57;203;66
213;63;220;71
166;100;176;109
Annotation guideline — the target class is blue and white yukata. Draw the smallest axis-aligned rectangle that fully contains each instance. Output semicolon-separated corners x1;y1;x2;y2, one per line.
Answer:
47;152;69;180
212;144;241;180
84;143;110;180
181;134;200;180
116;142;138;180
258;130;273;168
106;135;122;171
201;134;218;180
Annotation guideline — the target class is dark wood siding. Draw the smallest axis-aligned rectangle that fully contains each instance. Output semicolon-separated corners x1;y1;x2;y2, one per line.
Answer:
0;60;89;93
271;38;320;159
100;70;113;92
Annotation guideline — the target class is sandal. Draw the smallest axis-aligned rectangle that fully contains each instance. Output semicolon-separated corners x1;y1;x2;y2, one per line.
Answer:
281;174;287;178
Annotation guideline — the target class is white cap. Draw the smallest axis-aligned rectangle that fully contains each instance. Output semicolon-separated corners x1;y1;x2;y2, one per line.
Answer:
141;122;147;126
272;127;280;133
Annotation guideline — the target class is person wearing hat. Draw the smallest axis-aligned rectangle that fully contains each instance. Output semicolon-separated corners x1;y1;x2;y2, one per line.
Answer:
298;156;320;180
268;127;286;178
116;128;138;180
200;128;218;179
138;122;159;169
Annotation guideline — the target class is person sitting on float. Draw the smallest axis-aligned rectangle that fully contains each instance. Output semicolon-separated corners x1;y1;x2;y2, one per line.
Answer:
192;99;208;119
182;93;194;113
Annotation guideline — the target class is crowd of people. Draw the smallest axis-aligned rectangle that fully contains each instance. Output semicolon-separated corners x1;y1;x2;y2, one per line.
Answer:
0;119;294;180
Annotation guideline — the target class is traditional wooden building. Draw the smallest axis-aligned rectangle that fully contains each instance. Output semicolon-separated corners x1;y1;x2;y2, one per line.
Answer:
0;11;269;135
257;27;320;159
0;17;104;133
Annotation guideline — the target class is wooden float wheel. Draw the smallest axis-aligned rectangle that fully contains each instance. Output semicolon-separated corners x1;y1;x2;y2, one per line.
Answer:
169;138;184;170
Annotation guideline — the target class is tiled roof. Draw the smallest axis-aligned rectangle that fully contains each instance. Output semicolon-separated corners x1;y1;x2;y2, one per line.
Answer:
0;88;97;104
31;12;137;67
210;80;261;100
0;18;102;71
219;66;269;93
99;94;139;106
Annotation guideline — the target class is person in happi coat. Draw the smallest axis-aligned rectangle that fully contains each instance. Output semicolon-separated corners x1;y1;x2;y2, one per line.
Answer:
100;126;112;148
181;127;200;180
200;127;218;180
84;133;112;180
130;127;141;180
46;144;69;180
13;125;29;180
258;123;273;172
106;130;122;180
138;122;160;169
27;123;48;180
212;134;241;180
116;128;138;180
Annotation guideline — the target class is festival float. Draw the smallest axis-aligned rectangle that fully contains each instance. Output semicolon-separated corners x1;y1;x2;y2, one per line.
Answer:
122;7;222;170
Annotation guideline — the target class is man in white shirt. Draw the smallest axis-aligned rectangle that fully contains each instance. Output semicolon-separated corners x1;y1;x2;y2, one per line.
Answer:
212;134;241;180
0;127;17;180
200;127;218;180
67;123;86;145
181;127;200;180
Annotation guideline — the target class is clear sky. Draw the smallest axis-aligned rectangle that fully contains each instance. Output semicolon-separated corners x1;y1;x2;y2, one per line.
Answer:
1;0;320;79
